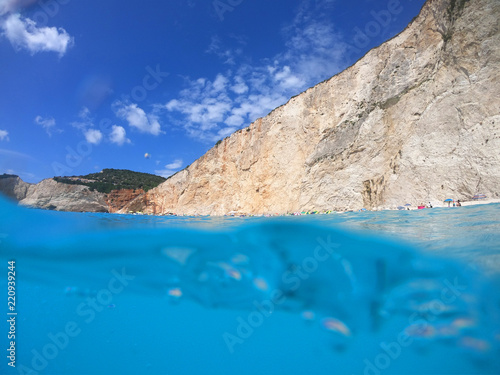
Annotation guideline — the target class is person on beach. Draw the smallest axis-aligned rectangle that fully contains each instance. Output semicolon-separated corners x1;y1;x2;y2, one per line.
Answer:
456;200;462;207
427;202;433;208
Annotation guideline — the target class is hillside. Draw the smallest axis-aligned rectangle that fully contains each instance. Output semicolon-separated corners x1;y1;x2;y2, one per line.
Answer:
118;0;500;215
0;169;165;213
54;169;166;194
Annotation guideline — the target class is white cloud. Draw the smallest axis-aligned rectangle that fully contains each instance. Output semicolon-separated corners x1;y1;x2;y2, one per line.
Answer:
78;107;91;119
84;129;102;145
1;14;74;56
216;126;237;139
206;35;241;65
283;21;347;84
164;69;289;142
212;74;228;92
165;159;183;169
163;2;348;143
115;103;162;136
72;109;104;145
70;107;92;132
155;159;183;178
109;125;130;146
231;76;248;94
224;114;244;127
273;65;305;90
34;115;59;136
0;129;9;141
165;86;233;139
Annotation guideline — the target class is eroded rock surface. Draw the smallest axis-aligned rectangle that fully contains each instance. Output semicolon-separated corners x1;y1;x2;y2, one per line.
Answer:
120;0;500;215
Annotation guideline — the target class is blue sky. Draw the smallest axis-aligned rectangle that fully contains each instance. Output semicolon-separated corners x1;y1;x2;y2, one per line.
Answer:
0;0;425;183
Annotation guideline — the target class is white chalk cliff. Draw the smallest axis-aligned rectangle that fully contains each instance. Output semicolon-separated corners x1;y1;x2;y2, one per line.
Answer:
119;0;499;215
0;176;108;212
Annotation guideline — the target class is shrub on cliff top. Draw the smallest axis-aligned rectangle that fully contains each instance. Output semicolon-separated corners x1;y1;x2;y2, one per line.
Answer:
54;169;166;194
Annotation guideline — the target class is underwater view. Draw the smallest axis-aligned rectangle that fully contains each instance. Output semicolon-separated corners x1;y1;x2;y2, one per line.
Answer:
1;197;500;375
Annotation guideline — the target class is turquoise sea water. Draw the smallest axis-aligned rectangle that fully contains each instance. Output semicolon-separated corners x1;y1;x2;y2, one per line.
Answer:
1;196;499;375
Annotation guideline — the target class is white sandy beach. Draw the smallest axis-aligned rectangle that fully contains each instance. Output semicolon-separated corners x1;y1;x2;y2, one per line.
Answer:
459;198;500;207
404;198;500;210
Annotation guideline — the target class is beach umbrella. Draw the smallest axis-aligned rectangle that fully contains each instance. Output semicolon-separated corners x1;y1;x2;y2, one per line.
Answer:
397;206;405;210
404;203;411;206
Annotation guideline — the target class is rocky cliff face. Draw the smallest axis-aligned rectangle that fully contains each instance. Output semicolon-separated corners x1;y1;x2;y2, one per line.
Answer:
0;176;153;213
0;176;30;201
106;189;145;213
118;0;500;215
20;178;109;212
0;176;109;212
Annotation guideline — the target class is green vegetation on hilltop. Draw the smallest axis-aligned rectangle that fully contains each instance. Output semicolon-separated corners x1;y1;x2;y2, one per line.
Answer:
0;174;18;179
54;169;166;194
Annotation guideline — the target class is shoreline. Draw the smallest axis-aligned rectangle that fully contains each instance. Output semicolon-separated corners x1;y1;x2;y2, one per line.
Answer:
122;198;500;217
9;195;500;217
216;198;500;216
392;198;500;211
456;198;500;207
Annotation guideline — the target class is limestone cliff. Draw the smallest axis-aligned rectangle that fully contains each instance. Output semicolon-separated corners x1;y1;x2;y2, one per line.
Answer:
118;0;500;215
0;175;30;201
0;176;109;212
21;179;109;212
0;168;166;213
0;175;156;213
